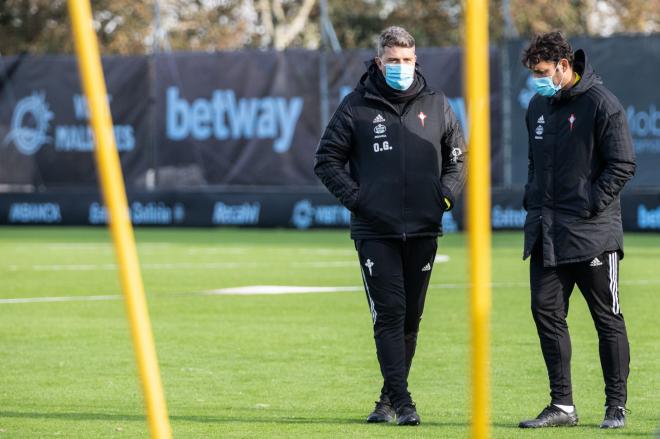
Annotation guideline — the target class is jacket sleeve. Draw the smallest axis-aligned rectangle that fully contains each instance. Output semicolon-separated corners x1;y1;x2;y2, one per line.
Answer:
591;99;636;214
439;95;467;208
313;96;360;211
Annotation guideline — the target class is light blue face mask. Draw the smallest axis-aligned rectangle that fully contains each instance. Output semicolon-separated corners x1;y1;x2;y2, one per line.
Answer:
532;63;565;97
384;63;415;91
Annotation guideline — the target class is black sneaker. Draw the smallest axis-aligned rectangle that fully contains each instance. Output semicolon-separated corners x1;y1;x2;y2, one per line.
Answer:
366;399;395;423
519;405;578;428
396;403;420;426
600;406;627;429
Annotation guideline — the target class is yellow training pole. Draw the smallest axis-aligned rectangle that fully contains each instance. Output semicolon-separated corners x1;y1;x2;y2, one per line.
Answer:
464;0;492;438
67;1;172;437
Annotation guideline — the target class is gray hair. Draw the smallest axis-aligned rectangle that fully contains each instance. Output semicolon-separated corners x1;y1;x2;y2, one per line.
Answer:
377;26;415;56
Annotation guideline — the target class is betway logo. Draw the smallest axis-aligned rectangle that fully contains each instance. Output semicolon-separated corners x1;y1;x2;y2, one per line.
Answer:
166;86;303;153
638;204;660;230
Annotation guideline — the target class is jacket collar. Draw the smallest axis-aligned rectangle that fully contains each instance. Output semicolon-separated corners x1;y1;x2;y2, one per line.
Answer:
551;49;602;103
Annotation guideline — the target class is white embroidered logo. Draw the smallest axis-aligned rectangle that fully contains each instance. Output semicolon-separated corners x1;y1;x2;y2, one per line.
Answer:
364;259;375;276
535;124;544;140
373;114;385;123
418;111;427;127
590;257;603;267
421;263;431;272
374;124;386;135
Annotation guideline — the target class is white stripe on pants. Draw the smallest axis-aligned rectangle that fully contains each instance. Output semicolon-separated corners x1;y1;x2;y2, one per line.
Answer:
609;252;620;315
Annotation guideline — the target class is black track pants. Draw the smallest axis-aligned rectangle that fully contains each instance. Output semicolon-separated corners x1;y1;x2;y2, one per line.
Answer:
530;243;630;407
355;238;437;409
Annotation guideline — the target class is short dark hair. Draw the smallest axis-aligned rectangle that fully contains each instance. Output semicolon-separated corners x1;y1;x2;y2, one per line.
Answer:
377;26;415;56
521;31;574;69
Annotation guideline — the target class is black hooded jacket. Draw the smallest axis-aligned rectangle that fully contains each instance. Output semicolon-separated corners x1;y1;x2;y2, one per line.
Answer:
314;61;467;240
523;49;636;266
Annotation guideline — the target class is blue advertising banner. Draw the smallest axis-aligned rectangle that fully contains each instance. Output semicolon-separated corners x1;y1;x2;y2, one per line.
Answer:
1;48;503;189
0;188;654;233
0;55;151;187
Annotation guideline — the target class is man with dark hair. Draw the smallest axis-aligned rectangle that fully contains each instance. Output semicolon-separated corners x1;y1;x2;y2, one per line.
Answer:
314;25;466;426
518;31;635;429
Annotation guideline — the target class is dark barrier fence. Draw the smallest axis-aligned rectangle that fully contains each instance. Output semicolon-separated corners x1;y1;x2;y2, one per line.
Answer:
0;55;151;188
1;188;658;232
0;48;501;188
1;36;658;231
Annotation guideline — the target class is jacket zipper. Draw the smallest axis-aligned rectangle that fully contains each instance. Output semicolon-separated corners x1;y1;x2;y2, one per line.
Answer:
401;113;407;241
362;91;431;242
399;101;420;242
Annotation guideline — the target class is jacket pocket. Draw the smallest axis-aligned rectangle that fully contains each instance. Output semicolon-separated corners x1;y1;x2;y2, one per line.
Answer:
579;184;596;219
405;177;445;231
355;181;403;234
352;187;363;214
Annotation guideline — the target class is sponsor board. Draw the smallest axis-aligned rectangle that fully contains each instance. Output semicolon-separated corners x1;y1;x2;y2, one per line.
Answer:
291;199;351;230
8;202;62;224
88;201;185;225
166;87;303;154
637;204;660;230
212;202;261;225
492;205;527;229
4;92;136;155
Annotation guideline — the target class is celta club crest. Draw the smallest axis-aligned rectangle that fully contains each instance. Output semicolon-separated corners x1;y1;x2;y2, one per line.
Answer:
3;92;53;155
568;113;576;131
417;111;427;127
364;258;374;276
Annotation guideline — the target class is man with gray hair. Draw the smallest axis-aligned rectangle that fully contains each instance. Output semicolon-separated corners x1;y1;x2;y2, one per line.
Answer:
315;26;467;425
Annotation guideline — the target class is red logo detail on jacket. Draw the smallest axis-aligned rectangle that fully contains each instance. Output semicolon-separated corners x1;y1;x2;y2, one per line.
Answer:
568;113;576;131
417;111;427;127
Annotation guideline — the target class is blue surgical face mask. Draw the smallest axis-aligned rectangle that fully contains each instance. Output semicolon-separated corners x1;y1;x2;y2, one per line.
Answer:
384;63;415;91
532;63;566;97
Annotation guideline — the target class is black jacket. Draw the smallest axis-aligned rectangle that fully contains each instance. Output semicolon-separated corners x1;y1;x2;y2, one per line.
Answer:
314;62;467;240
523;49;636;266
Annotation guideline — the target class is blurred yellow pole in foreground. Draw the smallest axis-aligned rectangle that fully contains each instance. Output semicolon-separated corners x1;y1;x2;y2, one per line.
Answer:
67;1;172;437
464;0;492;437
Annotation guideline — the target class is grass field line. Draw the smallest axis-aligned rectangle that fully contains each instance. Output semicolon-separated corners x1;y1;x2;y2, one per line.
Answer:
4;255;450;272
5;261;359;271
205;285;366;295
0;294;120;304
8;244;360;255
1;278;658;304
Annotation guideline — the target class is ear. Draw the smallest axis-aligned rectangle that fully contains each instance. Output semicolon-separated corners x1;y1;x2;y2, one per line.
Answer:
375;56;386;73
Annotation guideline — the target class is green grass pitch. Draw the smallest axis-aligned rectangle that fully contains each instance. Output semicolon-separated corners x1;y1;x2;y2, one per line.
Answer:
0;227;658;438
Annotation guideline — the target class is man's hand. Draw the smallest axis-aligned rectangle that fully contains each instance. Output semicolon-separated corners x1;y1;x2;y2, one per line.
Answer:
443;197;452;211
